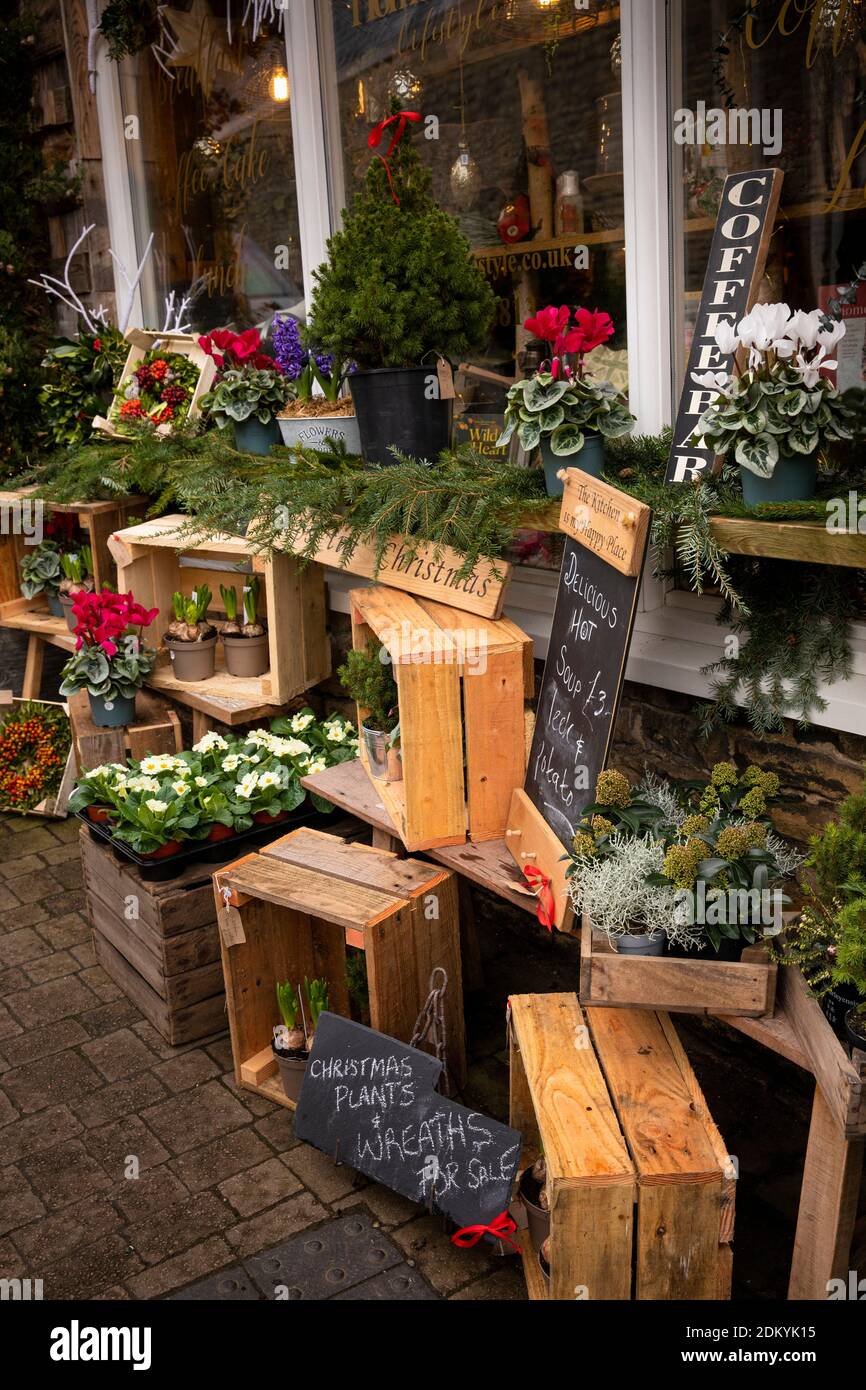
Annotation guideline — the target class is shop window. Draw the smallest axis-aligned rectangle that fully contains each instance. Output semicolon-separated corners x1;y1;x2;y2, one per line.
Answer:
316;0;629;447
116;6;302;331
670;0;866;397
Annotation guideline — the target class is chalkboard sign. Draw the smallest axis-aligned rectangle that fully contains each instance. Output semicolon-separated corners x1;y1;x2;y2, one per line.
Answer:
294;1013;522;1231
666;167;783;483
522;472;651;851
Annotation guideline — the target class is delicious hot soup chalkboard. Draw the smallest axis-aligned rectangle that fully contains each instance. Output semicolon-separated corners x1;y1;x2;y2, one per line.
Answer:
507;470;651;928
526;534;643;847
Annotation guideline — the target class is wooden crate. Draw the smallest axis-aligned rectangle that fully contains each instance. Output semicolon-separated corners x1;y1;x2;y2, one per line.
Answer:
69;689;182;773
92;329;216;438
349;584;533;851
0;489;149;619
509;993;734;1300
579;916;777;1018
214;827;465;1109
80;828;226;1046
110;515;331;718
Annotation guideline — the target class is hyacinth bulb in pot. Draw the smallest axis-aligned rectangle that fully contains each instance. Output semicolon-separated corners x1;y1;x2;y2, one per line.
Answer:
305;108;494;466
220;577;269;678
691;305;853;504
338;641;401;782
272;977;329;1103
164;586;217;682
198;328;291;455
498;305;635;495
59;590;158;727
273;315;360;454
58;546;94;632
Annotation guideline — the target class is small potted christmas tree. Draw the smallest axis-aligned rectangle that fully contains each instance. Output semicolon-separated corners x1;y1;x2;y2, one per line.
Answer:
306;108;494;466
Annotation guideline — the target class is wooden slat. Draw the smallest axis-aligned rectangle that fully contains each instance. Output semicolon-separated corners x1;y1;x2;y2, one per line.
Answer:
263;828;439;897
779;966;866;1139
93;930;226;1046
509;993;634;1301
88;892;224;1006
259;549;304;703
463;647;526;841
219;855;404;932
720;1009;810;1072
398;657;466;848
708;516;866;569
788;1084;866;1299
505;789;574;931
240;1046;278;1086
289;526;511;619
587;1008;723;1301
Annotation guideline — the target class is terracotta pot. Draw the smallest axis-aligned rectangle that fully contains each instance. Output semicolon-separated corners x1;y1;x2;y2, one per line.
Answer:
222;631;269;678
518;1167;550;1253
141;839;182;860
273;1043;308;1103
206;822;236;842
253;809;290;826
86;805;111;824
164;634;217;682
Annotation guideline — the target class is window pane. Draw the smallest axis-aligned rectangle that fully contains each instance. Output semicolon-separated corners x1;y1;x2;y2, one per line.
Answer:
317;0;629;421
670;0;866;395
117;10;303;331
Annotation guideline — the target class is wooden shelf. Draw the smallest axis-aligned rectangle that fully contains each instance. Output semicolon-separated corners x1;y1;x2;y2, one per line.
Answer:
472;226;624;265
706;517;866;568
0;602;76;652
145;647;288;727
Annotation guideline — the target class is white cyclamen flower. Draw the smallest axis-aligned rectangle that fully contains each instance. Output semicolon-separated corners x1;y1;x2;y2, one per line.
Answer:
793;346;837;390
784;307;823;352
817;318;846;351
144;799;168;814
714;320;740;356
691;370;733;398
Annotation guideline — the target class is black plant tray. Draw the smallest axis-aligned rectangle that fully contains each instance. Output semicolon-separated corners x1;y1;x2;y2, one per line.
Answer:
76;802;342;882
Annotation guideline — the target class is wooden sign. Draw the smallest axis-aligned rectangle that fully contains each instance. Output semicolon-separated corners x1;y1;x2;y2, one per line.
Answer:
666;168;784;483
294;1013;522;1232
508;470;651;928
559;470;650;578
283;525;511;620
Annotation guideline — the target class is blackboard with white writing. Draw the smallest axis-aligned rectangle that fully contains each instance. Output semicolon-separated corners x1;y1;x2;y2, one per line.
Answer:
525;536;642;848
294;1013;522;1230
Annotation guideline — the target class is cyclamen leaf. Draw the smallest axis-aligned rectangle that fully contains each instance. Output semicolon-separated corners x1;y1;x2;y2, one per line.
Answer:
549;422;585;456
734;433;779;477
522;377;570;413
517;417;542;451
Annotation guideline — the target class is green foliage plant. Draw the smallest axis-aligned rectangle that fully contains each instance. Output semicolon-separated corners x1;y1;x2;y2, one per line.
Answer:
306;114;494;368
338;642;398;732
201;367;290;427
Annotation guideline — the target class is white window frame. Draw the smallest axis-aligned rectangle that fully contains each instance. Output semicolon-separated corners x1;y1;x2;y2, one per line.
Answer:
92;0;866;737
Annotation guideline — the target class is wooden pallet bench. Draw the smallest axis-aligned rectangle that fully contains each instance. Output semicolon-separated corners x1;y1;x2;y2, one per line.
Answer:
80;828;227;1046
349;584;533;851
109;515;331;725
509;992;735;1300
69;689;182;772
580;916;777;1018
214;827;466;1108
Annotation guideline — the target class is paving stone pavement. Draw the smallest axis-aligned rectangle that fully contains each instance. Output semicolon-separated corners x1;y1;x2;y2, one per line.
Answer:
0;813;526;1302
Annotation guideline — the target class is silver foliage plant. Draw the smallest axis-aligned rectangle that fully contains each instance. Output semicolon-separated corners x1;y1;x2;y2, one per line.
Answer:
635;769;686;834
568;831;702;949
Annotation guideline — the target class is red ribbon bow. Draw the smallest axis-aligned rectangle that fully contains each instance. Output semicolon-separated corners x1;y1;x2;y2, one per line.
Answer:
523;865;555;932
451;1209;521;1254
367;111;422;205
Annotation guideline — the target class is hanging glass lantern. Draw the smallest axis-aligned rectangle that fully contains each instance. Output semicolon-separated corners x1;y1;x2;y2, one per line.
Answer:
450;138;481;209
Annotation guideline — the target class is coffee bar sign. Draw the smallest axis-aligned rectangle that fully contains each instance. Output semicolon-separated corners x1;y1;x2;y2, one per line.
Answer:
666;167;784;484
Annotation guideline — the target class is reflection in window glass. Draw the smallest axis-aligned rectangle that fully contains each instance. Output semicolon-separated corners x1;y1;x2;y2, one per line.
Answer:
118;6;303;332
317;0;628;438
671;0;866;395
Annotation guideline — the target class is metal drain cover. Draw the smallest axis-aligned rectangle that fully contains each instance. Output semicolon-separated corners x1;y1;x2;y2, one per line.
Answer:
333;1264;439;1300
169;1266;259;1301
244;1211;402;1300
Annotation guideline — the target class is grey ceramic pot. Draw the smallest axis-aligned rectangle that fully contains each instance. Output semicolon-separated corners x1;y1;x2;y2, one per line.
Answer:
164;634;217;682
613;928;666;956
222;632;269;678
89;692;136;728
540;432;605;495
273;1046;308;1104
740;455;817;505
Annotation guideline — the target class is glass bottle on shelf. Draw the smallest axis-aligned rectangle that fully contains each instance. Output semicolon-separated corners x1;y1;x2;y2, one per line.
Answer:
555;171;584;237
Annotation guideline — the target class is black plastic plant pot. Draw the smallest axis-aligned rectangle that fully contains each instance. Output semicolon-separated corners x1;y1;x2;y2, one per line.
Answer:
821;982;863;1039
844;1006;866;1054
75;803;342;881
349;366;453;467
272;1042;308;1104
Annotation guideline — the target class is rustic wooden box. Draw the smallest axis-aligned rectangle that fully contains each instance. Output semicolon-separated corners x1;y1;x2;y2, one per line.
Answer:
110;514;330;715
80;828;226;1045
580;915;777;1018
0;490;149;621
214;827;465;1109
509;993;735;1301
92;329;216;438
349;584;533;851
69;689;182;773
